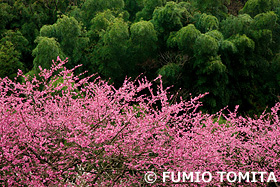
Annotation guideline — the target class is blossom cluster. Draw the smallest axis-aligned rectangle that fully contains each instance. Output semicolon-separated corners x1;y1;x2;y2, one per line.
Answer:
0;58;279;186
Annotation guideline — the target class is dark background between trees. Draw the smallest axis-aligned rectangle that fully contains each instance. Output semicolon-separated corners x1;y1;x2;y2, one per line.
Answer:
1;0;280;115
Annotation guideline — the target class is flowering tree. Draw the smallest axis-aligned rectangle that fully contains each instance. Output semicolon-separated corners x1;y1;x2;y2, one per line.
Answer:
0;57;279;186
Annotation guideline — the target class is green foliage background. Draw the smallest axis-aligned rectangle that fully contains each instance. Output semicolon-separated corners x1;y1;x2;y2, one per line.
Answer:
1;0;280;115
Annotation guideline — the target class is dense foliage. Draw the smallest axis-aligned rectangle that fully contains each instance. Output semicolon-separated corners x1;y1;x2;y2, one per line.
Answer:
0;0;280;114
0;59;279;186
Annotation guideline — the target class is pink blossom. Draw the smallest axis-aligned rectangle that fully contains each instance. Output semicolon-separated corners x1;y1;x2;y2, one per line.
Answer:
0;57;279;186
